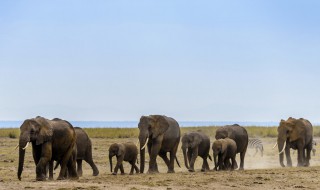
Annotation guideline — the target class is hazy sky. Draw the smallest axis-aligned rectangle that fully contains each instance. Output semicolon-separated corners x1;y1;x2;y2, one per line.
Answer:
1;1;320;122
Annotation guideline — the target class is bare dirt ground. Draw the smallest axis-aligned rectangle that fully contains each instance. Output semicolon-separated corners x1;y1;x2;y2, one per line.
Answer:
1;137;320;190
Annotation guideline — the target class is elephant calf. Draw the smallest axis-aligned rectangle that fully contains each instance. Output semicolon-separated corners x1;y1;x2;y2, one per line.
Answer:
212;138;237;171
181;131;211;172
109;142;139;175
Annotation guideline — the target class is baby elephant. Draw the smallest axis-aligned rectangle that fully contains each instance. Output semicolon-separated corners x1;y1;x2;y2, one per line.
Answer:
212;138;237;171
109;142;139;175
181;131;211;172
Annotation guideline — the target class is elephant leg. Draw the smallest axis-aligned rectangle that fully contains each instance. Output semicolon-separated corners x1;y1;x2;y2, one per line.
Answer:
66;154;78;179
36;143;52;181
201;156;209;172
77;159;83;177
148;139;161;174
239;149;246;170
297;147;304;167
168;143;179;173
129;162;134;175
57;146;74;180
120;164;125;175
159;151;170;167
85;157;99;176
134;163;140;174
305;144;312;167
48;160;53;180
231;156;236;171
285;146;292;167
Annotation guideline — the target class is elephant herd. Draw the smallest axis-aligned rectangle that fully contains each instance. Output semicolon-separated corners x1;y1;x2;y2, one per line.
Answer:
16;115;314;181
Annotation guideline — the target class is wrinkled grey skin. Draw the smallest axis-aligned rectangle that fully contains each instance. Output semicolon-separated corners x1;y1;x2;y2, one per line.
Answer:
215;124;248;170
109;142;139;175
181;131;211;172
138;115;181;174
74;127;99;176
277;117;313;167
18;116;78;181
212;138;237;171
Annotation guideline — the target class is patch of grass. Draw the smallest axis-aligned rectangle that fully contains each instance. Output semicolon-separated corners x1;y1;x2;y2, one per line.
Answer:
1;126;320;138
8;132;17;139
0;129;19;138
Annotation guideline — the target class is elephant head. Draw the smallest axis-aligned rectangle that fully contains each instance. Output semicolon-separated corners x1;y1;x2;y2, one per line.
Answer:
138;115;169;173
17;116;53;180
181;133;202;169
212;139;227;170
108;143;125;173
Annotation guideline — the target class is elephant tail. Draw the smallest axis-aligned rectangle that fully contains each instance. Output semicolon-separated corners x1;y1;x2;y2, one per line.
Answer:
208;155;212;161
175;156;181;168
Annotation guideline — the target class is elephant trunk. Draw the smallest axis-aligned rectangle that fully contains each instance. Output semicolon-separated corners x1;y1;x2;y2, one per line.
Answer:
182;147;189;169
278;138;286;167
18;135;29;180
140;145;145;173
109;155;113;173
213;153;218;171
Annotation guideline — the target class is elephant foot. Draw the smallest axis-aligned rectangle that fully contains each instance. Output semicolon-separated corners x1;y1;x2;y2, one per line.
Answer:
93;170;99;176
167;169;175;173
147;170;159;174
121;173;125;175
69;176;79;180
36;174;46;181
188;169;195;172
48;177;53;181
239;167;244;171
36;177;46;181
57;176;66;180
112;172;117;175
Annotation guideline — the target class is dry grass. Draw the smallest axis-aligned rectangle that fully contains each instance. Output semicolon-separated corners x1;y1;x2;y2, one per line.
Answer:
2;126;319;138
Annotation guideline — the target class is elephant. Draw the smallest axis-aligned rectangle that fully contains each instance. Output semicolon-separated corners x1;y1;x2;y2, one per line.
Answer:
17;116;78;181
138;115;181;174
109;142;139;175
212;138;237;171
74;127;99;176
274;117;313;167
181;131;211;172
215;124;248;170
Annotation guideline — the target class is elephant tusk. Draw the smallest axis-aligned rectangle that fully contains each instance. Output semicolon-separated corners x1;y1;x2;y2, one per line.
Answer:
14;144;19;150
273;142;278;149
136;140;139;147
141;138;149;150
22;142;30;150
279;141;286;154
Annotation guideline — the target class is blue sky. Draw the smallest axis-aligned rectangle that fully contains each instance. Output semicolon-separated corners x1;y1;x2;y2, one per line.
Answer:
0;1;320;122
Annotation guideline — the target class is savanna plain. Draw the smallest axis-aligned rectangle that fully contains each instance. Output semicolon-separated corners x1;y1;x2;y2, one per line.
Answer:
1;126;320;190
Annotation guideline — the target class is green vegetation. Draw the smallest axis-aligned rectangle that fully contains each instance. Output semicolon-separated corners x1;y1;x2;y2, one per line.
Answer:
1;126;320;138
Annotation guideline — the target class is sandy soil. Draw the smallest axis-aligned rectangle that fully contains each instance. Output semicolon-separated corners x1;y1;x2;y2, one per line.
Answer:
1;137;320;190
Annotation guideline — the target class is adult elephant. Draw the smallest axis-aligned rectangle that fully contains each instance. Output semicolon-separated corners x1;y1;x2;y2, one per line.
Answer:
138;115;181;174
274;117;313;167
181;131;211;172
215;124;248;170
74;127;99;176
17;116;78;181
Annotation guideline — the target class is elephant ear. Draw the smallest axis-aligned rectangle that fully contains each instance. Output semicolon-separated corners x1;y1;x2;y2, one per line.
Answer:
116;144;123;156
150;115;169;138
191;134;202;148
34;117;53;145
288;119;304;142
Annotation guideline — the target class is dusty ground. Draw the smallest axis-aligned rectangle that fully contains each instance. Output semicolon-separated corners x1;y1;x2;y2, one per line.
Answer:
1;137;320;190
